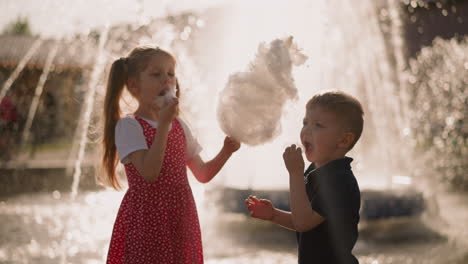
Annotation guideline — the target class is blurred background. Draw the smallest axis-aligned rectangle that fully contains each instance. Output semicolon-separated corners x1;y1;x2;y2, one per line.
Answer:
0;0;467;263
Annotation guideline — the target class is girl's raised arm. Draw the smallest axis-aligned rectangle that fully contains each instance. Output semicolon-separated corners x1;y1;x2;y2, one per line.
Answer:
127;99;178;182
187;136;240;183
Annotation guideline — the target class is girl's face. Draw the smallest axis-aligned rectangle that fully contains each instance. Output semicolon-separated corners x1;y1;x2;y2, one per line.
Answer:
131;53;176;112
300;105;345;168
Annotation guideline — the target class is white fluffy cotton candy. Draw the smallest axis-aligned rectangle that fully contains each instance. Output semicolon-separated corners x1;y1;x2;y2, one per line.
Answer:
217;36;308;146
155;86;177;108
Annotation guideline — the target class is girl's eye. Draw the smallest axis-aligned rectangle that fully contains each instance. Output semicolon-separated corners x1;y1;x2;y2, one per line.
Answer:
315;123;323;128
153;72;175;77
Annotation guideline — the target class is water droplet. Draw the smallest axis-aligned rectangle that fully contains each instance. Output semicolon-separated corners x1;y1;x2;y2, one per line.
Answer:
443;83;450;91
52;190;61;199
380;9;388;19
445;116;455;126
392;175;412;185
403;127;411;136
180;26;192;40
68;246;79;256
196;19;205;28
34;215;43;224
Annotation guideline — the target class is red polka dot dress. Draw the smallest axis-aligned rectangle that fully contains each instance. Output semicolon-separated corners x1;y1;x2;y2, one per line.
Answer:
107;117;203;264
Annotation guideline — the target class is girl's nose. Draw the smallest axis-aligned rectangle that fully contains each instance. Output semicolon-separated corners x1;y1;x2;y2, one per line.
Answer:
162;74;174;84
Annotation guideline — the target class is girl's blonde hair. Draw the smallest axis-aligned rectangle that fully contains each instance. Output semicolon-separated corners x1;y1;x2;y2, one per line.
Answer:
101;46;180;190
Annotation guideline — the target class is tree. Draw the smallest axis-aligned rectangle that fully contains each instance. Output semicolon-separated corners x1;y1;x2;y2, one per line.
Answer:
2;16;33;36
407;37;468;191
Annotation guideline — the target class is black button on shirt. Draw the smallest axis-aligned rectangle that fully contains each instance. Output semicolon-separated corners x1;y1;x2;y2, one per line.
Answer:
296;157;360;264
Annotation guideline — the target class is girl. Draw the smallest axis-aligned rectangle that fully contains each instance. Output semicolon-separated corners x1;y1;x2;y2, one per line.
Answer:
102;46;240;264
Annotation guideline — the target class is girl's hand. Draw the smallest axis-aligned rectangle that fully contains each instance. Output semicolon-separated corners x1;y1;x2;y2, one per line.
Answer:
159;97;178;126
223;136;241;154
283;144;305;177
245;196;274;221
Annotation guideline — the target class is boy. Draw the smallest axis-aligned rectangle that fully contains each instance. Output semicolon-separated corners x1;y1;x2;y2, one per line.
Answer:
245;90;363;264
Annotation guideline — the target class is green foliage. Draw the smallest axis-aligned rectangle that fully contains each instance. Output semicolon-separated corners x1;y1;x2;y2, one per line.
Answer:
2;16;33;36
407;37;468;190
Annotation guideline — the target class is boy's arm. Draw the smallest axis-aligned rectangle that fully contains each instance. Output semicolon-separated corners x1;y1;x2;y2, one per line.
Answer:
270;208;296;231
289;171;324;232
246;196;296;231
187;136;240;183
284;145;324;232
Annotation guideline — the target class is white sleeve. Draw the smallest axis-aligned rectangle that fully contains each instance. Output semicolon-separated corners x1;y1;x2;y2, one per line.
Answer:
177;118;202;161
115;117;148;164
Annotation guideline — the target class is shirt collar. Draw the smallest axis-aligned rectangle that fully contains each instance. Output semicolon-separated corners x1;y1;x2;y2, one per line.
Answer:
304;157;353;182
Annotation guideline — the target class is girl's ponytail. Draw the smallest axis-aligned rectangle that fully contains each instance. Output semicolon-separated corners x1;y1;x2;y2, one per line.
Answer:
101;58;127;190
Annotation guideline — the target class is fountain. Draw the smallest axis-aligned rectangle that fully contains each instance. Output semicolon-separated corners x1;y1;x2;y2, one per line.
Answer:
0;0;467;263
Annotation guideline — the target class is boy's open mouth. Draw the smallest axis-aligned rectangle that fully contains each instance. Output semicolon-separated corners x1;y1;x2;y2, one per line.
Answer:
303;141;312;153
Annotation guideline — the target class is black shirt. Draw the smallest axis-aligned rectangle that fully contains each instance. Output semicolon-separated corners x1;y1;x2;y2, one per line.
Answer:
296;157;360;264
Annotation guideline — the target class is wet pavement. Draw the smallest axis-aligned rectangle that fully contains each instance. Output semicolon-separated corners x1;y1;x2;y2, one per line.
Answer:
1;189;468;264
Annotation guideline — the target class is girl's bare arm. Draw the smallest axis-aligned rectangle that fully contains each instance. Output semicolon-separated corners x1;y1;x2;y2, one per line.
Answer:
127;122;170;182
126;99;177;182
187;137;240;183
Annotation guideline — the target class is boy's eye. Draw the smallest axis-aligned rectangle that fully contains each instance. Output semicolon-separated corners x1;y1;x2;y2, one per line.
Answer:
314;122;323;128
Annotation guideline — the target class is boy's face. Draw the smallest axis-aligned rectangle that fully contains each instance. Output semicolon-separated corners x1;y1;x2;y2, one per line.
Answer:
300;105;347;168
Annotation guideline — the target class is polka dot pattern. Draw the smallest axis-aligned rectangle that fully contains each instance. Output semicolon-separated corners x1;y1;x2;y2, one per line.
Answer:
107;117;203;264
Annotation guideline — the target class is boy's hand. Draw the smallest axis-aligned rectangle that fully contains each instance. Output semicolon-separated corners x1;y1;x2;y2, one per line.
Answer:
283;144;305;177
222;136;241;154
245;195;274;221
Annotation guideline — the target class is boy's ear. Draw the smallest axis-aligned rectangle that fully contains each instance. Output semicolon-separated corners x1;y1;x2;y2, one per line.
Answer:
338;132;355;149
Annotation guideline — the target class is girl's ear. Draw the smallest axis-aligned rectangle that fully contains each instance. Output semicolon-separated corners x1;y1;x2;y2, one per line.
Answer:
338;132;355;150
127;77;139;96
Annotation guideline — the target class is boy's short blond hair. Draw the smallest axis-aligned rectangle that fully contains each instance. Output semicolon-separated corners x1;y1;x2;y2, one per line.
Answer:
306;90;364;150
